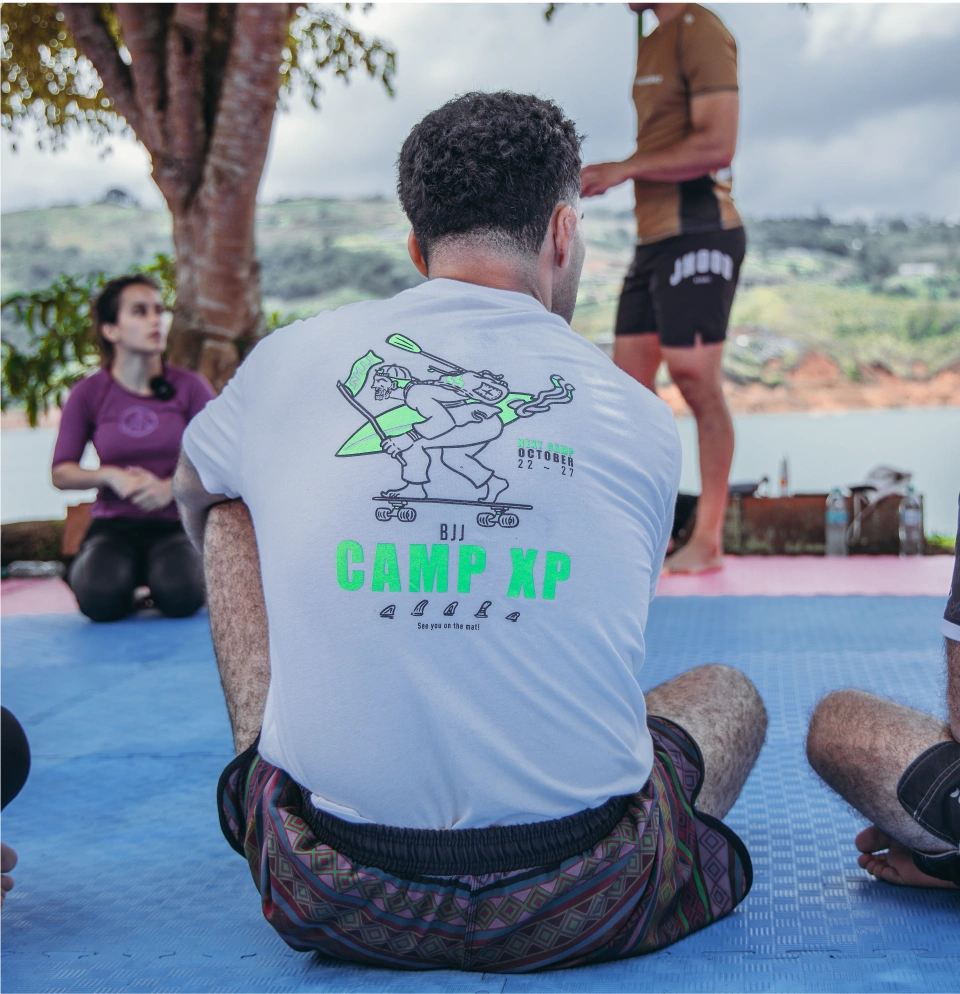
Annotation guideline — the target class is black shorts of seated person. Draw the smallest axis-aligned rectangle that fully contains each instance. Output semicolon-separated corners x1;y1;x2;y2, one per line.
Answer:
68;518;205;623
898;740;960;886
615;227;746;347
942;492;960;640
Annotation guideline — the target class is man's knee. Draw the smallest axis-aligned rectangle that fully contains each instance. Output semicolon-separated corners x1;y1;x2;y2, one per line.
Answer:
806;689;874;778
671;366;723;405
690;663;765;721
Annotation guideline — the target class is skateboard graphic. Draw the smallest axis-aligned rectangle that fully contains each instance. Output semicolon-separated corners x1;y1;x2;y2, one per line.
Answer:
372;495;532;528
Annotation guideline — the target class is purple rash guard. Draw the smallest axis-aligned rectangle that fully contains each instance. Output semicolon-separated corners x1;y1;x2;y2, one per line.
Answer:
52;365;216;521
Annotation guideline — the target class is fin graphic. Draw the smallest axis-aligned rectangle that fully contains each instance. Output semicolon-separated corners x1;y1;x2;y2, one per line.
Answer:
380;605;396;619
505;612;520;623
443;602;458;617
411;600;428;617
474;601;492;619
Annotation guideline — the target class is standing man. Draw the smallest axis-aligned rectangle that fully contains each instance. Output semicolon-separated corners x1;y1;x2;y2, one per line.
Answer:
582;3;745;574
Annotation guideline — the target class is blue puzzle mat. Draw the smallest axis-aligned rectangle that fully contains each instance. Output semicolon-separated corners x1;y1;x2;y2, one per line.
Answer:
2;597;957;992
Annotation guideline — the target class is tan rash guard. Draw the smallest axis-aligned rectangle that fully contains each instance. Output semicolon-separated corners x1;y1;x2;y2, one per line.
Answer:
632;3;742;245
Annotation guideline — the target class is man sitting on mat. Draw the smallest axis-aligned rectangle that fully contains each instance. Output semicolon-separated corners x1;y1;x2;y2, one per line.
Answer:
807;495;960;889
173;91;767;971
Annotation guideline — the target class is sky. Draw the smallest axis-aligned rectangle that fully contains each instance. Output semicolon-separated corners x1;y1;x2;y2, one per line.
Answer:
2;2;959;220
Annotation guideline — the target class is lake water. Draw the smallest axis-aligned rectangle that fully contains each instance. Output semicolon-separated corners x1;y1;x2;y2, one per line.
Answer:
2;406;958;536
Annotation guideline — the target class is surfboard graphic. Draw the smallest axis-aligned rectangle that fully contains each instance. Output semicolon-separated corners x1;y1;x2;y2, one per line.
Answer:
335;392;533;457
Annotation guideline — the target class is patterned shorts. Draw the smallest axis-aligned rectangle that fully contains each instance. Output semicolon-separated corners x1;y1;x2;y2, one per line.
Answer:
218;716;752;972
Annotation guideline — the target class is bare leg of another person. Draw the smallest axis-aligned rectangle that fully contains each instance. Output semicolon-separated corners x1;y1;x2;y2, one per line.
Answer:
660;340;733;574
204;501;271;754
645;664;767;819
807;688;958;889
614;333;662;392
1;843;16;906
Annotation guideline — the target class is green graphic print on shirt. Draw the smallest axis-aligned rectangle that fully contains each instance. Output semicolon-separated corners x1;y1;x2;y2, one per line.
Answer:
333;336;576;620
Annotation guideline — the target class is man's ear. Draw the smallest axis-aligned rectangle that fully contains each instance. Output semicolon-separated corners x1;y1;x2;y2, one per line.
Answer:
550;204;579;270
100;322;121;344
407;230;429;277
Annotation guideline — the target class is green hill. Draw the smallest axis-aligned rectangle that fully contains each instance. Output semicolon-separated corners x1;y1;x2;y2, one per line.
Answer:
3;199;959;381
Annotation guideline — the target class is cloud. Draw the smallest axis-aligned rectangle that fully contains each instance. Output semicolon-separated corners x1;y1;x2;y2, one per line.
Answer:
802;2;960;56
2;3;958;220
738;101;960;220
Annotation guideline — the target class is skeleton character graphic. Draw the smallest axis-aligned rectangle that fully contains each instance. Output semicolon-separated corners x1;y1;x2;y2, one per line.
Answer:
372;363;512;500
336;335;575;505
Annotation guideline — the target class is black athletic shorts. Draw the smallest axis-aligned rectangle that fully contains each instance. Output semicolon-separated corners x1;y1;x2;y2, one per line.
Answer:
898;740;960;886
941;492;960;642
615;227;747;347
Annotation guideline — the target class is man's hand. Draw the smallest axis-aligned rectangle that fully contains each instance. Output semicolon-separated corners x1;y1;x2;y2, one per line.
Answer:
381;434;414;460
581;161;631;198
128;471;174;512
584;91;739;190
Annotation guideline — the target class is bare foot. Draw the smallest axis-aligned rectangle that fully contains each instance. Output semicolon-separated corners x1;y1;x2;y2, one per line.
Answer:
663;540;724;575
855;826;958;889
1;842;17;906
380;483;427;499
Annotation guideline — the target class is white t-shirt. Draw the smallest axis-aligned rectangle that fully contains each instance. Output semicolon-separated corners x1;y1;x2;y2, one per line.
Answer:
183;278;680;830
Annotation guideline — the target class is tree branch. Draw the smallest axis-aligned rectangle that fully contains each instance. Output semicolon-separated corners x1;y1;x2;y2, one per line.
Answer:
163;4;211;206
59;4;142;137
113;4;168;154
203;3;293;201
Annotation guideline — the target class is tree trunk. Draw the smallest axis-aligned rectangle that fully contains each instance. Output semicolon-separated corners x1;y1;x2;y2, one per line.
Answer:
63;3;294;392
165;3;293;391
166;196;263;392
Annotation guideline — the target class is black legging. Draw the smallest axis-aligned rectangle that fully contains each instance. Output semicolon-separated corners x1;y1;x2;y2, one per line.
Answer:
68;518;205;622
1;708;30;811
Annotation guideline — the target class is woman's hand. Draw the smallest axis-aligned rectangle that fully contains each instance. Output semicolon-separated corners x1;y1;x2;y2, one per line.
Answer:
103;466;154;500
126;470;174;512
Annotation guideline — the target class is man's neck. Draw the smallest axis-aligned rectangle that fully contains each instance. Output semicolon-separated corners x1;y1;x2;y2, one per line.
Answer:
651;3;687;28
426;253;546;309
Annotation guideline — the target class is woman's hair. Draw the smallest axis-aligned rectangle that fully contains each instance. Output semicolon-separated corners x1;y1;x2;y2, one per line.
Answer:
91;274;162;366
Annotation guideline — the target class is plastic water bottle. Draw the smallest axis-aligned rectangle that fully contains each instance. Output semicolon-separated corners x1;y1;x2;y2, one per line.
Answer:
0;559;67;579
825;489;848;557
899;487;924;557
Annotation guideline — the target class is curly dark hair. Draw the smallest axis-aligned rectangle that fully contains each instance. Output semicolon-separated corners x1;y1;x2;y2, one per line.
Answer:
397;92;583;262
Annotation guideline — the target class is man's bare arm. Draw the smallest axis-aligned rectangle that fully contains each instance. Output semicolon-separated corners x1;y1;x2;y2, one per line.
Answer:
948;638;959;741
205;501;270;754
173;450;270;754
581;91;739;196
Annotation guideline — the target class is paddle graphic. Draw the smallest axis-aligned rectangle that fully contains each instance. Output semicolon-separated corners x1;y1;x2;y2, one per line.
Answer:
386;334;463;375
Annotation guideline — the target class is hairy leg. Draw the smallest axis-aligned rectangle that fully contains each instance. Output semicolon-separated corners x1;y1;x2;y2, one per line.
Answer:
614;333;662;392
807;690;954;855
645;664;767;819
204;501;270;754
660;341;733;574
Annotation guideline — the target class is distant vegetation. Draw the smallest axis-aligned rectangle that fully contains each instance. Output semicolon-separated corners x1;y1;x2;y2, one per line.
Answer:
3;199;959;399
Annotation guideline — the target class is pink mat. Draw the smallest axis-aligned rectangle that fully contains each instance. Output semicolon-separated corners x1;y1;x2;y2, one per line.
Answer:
0;556;953;617
655;555;954;598
1;577;79;616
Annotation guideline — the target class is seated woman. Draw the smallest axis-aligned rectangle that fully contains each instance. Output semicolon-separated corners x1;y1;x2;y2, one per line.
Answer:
51;275;215;622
